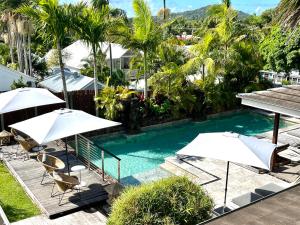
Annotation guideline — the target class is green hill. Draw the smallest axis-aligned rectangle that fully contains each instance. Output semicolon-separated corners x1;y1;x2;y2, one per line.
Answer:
170;5;249;20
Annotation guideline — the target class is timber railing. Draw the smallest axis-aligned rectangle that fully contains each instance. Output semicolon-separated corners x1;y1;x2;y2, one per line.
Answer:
75;134;121;182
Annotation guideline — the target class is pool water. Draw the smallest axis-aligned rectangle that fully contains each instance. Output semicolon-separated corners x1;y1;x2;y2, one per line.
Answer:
91;111;292;179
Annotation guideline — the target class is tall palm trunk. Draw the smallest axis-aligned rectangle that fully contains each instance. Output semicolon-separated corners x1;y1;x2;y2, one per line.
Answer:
57;40;70;108
163;0;166;20
92;45;99;117
8;32;14;64
143;49;148;99
23;34;29;75
28;35;33;76
109;43;113;78
17;33;24;72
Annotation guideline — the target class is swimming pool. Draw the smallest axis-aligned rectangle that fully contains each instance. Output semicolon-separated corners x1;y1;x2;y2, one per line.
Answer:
90;111;292;180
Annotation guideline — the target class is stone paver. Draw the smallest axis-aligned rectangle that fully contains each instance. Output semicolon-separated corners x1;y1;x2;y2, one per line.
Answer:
12;209;107;225
165;156;289;207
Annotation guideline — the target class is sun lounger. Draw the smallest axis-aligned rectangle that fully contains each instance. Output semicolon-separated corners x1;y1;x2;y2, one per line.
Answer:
254;183;285;197
278;147;300;163
231;192;263;207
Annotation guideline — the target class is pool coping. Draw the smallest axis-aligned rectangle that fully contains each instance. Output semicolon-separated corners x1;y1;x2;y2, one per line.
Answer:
92;109;247;141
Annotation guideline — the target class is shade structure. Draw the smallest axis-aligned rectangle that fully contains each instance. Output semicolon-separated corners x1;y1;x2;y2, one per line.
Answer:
177;132;277;211
0;87;65;114
177;132;276;170
0;87;65;130
9;109;121;145
10;109;121;174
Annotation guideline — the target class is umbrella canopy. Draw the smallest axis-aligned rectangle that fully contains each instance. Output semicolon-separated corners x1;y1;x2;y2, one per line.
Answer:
177;132;277;212
0;87;65;114
177;132;277;171
9;109;121;144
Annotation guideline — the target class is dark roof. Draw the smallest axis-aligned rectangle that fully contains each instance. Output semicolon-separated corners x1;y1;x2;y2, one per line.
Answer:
237;85;300;118
203;184;300;225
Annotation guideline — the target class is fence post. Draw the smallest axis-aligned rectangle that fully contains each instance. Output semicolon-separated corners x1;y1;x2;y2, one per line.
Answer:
75;135;78;157
0;114;4;130
87;142;91;170
118;160;120;183
101;150;105;181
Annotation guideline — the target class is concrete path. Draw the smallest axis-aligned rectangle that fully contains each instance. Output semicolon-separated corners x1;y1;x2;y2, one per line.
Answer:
12;209;107;225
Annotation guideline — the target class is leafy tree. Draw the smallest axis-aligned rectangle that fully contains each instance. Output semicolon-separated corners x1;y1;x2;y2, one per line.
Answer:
91;0;109;9
182;0;264;112
18;0;81;108
0;0;29;11
260;26;300;76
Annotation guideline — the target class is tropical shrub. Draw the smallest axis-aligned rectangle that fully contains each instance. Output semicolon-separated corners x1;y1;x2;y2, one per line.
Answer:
107;176;214;225
96;79;136;120
0;43;10;65
10;76;29;90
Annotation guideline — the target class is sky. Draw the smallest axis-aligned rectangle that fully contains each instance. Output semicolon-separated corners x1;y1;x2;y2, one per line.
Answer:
61;0;281;17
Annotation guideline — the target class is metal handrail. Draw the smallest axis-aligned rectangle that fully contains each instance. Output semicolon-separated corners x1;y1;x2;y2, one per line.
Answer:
76;134;121;182
77;134;121;160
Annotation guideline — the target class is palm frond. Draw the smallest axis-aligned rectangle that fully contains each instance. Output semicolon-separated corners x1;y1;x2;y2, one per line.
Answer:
276;0;300;28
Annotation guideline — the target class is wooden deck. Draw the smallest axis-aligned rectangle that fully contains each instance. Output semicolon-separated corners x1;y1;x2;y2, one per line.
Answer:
1;142;109;219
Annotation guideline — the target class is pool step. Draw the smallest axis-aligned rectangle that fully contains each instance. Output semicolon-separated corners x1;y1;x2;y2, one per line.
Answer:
120;167;172;186
161;157;201;183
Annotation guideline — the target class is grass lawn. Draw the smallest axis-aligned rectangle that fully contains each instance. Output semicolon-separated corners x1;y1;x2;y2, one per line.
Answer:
0;162;40;222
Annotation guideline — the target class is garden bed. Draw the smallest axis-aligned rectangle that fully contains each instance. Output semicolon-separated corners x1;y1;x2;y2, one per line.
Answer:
0;163;40;222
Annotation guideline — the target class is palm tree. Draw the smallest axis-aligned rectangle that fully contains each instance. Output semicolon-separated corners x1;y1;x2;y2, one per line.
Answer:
73;6;110;116
92;0;129;81
18;0;79;108
91;0;109;9
163;0;166;20
276;0;300;28
113;0;161;99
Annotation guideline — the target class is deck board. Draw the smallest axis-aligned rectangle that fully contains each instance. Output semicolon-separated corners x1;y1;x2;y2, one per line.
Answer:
1;143;109;219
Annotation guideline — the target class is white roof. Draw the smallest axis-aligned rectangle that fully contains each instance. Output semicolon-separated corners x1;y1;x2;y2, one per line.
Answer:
45;40;130;70
39;71;104;93
177;132;277;170
129;79;145;91
0;65;36;92
0;87;64;114
10;108;121;144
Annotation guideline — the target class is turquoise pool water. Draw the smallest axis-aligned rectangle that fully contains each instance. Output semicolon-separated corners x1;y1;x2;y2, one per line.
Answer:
90;111;292;179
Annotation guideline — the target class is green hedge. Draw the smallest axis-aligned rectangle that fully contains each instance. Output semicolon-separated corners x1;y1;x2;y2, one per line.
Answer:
107;176;214;225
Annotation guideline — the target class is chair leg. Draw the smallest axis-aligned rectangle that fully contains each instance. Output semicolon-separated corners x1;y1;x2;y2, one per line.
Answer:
58;192;65;206
51;183;55;197
41;171;47;184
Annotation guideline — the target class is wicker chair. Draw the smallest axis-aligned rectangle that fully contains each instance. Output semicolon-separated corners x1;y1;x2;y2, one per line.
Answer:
50;173;80;205
37;153;65;184
14;136;39;160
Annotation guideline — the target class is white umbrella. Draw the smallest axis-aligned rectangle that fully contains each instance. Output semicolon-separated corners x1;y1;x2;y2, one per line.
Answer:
10;109;121;172
0;87;65;130
177;132;277;211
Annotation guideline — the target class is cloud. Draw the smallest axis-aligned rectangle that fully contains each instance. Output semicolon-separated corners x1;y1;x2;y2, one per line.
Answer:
255;6;263;15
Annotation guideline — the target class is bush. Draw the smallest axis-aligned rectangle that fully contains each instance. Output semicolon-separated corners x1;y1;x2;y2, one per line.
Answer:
107;177;214;225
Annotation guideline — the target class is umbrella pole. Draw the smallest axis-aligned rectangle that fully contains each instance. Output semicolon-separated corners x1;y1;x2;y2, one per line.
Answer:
65;137;70;175
0;114;4;130
223;161;230;214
